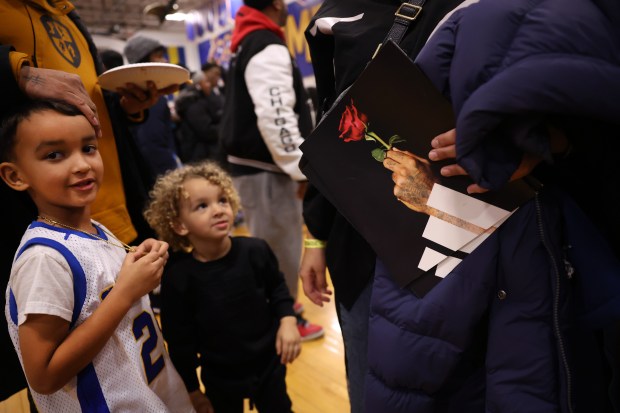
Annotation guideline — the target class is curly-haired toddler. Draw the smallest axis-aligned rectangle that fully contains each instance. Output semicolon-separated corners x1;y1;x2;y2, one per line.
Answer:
144;161;300;413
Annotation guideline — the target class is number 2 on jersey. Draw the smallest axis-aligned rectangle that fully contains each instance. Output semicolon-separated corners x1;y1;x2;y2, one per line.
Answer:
132;311;165;383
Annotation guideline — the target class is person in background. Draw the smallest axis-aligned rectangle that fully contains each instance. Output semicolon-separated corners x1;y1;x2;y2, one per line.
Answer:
203;61;224;85
201;62;228;168
123;34;184;314
0;1;174;406
220;0;323;340
174;71;222;164
99;48;124;71
0;99;193;413
299;1;462;411
144;162;300;413
201;61;225;113
123;34;182;181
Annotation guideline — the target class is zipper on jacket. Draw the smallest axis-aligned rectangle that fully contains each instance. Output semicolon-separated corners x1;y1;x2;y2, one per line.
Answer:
535;194;574;413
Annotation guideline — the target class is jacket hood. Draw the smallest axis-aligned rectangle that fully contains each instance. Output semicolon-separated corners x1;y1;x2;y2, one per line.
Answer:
230;5;285;52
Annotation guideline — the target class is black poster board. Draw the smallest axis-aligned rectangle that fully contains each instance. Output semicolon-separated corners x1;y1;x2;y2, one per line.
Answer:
300;41;535;296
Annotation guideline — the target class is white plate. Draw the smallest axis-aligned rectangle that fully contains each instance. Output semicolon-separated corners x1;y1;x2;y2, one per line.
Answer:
97;63;190;91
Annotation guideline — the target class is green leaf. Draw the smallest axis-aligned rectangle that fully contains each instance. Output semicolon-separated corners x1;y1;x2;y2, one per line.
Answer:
371;148;386;162
389;135;406;145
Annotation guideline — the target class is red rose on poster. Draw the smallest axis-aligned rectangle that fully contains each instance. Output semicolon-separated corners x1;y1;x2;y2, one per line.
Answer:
338;99;406;162
339;101;368;142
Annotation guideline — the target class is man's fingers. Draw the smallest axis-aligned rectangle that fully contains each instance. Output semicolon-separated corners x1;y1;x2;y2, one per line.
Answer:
383;157;399;173
385;149;408;164
158;84;180;95
467;183;489;194
119;84;149;102
70;94;101;138
429;129;457;160
439;163;468;177
431;129;456;148
429;145;456;161
308;292;326;307
387;149;429;170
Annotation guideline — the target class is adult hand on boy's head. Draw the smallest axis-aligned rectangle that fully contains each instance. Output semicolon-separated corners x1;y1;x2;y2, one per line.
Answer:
117;81;180;115
276;316;301;364
18;66;101;138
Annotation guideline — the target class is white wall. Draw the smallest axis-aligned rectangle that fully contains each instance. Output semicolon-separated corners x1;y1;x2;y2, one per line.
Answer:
92;27;201;71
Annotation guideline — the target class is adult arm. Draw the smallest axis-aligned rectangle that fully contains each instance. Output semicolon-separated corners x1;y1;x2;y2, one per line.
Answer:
0;44;101;137
245;44;306;181
299;184;334;306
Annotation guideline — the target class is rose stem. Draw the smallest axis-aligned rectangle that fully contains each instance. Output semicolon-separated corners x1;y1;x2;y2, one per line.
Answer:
366;131;390;150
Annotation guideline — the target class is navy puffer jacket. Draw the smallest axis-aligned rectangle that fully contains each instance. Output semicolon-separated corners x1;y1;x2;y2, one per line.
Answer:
366;0;620;411
418;0;620;190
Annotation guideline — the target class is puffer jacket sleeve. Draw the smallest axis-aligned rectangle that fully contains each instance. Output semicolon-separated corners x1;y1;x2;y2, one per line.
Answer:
416;0;620;190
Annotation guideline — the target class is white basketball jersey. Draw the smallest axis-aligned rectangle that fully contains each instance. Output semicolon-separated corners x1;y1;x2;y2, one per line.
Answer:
5;221;194;413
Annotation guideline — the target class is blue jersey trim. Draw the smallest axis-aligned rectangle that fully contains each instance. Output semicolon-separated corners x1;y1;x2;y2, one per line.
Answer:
9;289;18;325
16;237;87;329
77;363;110;413
29;221;110;241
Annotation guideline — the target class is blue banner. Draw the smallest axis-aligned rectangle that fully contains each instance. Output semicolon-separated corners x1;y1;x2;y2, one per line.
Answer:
189;0;322;77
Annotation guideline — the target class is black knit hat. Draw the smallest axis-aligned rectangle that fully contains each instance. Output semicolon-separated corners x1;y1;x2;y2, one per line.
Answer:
243;0;274;10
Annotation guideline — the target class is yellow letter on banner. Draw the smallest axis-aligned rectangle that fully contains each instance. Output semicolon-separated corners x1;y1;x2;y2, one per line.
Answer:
285;5;321;63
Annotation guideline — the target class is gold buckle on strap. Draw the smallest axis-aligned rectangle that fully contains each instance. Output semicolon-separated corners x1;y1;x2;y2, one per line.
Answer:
395;3;422;21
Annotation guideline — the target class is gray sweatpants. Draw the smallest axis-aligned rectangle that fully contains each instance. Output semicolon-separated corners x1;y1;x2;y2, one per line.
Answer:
233;172;302;301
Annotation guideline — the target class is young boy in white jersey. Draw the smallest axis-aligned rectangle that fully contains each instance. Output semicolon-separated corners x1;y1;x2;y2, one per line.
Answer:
0;100;195;413
144;162;300;413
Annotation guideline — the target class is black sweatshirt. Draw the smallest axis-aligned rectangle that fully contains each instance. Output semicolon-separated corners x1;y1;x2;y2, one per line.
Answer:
160;236;295;395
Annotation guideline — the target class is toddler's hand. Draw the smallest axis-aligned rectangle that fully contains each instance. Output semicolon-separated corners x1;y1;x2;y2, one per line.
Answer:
276;316;301;364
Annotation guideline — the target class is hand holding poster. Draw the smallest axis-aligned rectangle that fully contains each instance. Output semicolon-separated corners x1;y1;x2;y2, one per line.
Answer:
300;41;538;297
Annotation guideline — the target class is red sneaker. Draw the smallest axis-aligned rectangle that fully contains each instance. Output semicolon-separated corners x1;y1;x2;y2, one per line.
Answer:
293;302;304;315
296;316;324;341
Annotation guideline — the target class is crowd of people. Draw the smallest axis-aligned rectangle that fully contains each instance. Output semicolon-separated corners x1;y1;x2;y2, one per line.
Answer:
1;0;620;412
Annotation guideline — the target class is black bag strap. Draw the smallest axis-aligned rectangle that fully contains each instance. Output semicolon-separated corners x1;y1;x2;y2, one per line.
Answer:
374;0;427;58
386;0;427;44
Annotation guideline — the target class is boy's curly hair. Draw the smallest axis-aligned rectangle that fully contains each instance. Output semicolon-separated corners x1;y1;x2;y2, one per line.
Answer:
143;161;240;252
